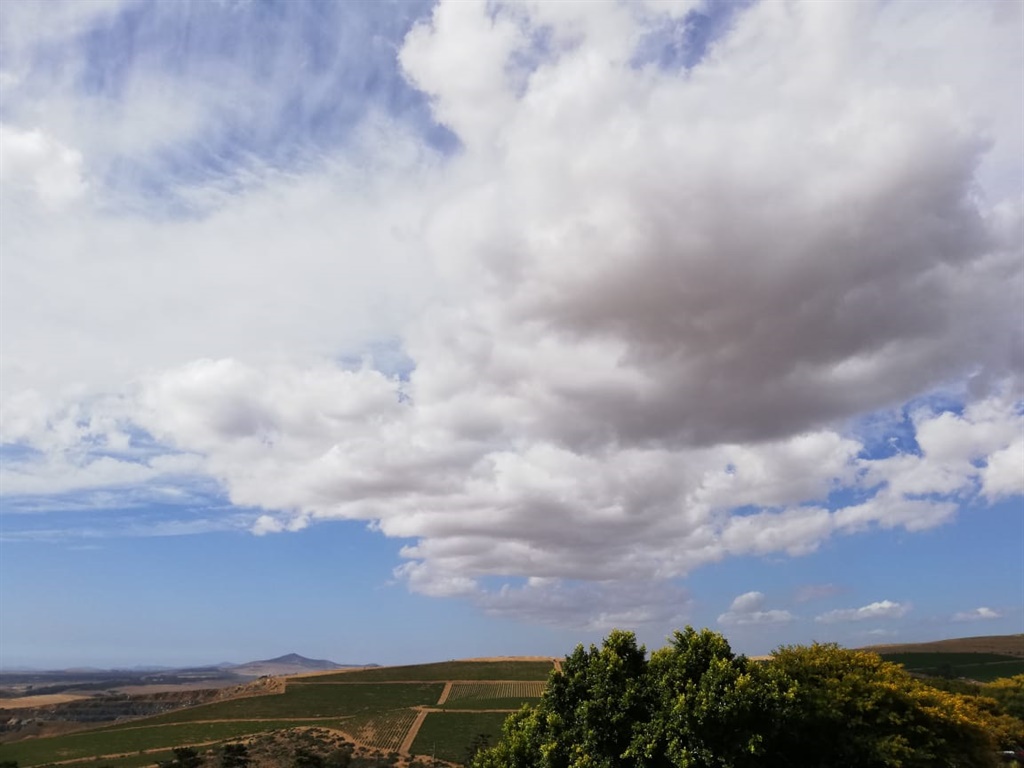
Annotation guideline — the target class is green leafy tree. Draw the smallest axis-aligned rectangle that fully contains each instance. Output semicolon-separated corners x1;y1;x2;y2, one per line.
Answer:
767;643;1001;768
464;733;493;766
473;629;649;768
982;675;1024;721
631;627;794;768
472;629;1011;768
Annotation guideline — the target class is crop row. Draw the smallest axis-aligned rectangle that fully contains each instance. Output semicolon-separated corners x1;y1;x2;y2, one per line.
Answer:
112;682;444;725
446;682;546;702
341;708;419;751
308;660;554;683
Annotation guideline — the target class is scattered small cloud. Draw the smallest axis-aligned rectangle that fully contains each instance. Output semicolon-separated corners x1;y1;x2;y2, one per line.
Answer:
862;628;897;638
815;600;909;624
952;606;1002;622
717;591;794;626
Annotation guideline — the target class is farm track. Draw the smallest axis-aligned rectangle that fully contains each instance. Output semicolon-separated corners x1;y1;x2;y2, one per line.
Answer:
43;738;225;767
41;725;380;768
299;684;544;688
398;709;428;755
436;682;453;705
100;716;351;732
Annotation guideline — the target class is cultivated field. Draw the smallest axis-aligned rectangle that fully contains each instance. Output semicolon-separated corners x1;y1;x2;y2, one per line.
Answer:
341;708;421;752
862;634;1024;657
0;658;554;767
442;681;546;710
0;719;339;766
410;711;512;764
306;659;554;683
131;682;444;723
876;652;1024;682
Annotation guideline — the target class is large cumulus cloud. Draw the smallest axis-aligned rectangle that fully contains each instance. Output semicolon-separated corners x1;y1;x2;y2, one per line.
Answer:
1;0;1021;627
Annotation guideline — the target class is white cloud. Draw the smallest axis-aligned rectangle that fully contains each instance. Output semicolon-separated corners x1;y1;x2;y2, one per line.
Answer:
815;600;909;624
981;440;1024;500
952;606;1002;622
1;0;1022;625
717;591;794;626
479;579;691;631
0;124;86;207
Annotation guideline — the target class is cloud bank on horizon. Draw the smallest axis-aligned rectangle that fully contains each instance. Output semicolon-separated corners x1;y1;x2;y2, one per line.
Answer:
1;0;1022;632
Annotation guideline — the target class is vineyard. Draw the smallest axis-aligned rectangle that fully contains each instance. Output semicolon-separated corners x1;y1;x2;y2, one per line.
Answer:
0;659;553;767
340;708;419;751
446;682;546;702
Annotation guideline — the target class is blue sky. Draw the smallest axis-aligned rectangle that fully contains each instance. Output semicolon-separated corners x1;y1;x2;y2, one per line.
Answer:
1;0;1022;669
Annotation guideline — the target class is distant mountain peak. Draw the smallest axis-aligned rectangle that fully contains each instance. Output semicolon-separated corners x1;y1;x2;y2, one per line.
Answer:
225;653;345;675
260;653;335;667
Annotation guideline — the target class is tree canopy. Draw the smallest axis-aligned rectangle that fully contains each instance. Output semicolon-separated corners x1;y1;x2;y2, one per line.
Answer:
472;628;1022;768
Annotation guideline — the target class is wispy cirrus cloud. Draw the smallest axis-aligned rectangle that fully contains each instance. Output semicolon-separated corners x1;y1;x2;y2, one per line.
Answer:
816;600;909;624
952;607;1003;622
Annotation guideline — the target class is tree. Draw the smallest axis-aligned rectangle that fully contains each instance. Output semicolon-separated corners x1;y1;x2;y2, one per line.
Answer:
472;629;1015;768
631;627;793;768
473;629;649;768
982;675;1024;721
464;733;492;766
759;643;1002;768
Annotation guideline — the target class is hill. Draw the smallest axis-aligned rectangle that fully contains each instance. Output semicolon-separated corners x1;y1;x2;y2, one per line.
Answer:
859;634;1024;682
0;657;556;767
860;633;1024;657
227;653;364;677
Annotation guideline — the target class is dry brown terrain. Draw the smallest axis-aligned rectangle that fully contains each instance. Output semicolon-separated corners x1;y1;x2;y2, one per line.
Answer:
0;694;92;710
859;634;1024;657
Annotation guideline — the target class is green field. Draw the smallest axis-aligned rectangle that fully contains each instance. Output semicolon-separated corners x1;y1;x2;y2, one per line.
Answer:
307;660;554;683
410;712;513;764
127;682;443;724
0;719;341;766
878;652;1024;682
0;659;554;766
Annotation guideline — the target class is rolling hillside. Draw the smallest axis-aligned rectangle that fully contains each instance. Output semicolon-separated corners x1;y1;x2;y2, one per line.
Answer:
861;634;1024;682
0;657;556;768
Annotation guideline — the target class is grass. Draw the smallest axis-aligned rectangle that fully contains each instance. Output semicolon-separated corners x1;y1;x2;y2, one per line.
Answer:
306;660;554;683
0;719;343;767
940;660;1024;682
879;652;1018;667
862;634;1024;657
878;652;1024;682
119;682;443;724
409;712;513;764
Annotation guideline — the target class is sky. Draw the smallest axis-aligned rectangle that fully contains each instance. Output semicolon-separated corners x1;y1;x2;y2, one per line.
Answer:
0;0;1022;670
